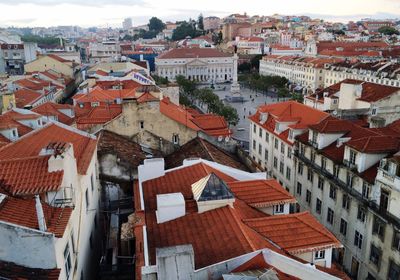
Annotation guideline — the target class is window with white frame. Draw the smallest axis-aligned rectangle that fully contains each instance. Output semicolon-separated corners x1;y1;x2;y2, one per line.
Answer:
274;204;284;213
314;250;325;260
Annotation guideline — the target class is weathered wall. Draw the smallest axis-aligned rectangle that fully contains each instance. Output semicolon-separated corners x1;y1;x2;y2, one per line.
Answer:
0;221;57;269
104;101;197;152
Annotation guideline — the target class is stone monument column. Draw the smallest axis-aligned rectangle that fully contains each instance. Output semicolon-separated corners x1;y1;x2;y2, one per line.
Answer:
230;45;240;95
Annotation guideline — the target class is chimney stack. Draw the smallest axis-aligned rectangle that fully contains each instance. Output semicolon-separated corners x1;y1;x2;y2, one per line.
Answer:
35;195;47;232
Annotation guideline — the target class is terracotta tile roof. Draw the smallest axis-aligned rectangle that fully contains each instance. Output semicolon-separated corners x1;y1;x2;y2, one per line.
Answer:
73;87;136;104
145;205;273;269
228;179;296;208
347;136;400;153
0;112;34;136
137;92;158;103
14;88;42;108
244;212;341;254
47;54;70;63
160;98;231;137
75;104;122;129
95;79;142;90
249;101;328;145
230;252;300;280
32;102;75;125
0;196;72;237
356;82;400;102
164;137;249;171
0;260;60;280
158;47;232;59
309;116;353;133
0;156;63;196
143;162;236;211
0;123;97;175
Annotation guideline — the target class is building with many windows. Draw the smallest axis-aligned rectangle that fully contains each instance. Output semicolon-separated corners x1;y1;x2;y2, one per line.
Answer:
249;101;328;192
294;116;400;280
155;48;234;84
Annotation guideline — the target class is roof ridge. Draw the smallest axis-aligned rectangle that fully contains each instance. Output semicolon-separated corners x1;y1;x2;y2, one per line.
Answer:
294;211;338;243
227;206;258;251
0;154;51;163
198;138;217;163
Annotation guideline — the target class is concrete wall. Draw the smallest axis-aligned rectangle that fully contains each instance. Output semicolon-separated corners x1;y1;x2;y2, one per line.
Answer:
0;221;57;269
24;56;74;78
104;101;197;152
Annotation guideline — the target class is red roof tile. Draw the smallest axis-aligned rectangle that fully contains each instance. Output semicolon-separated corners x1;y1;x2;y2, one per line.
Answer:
228;179;296;207
146;206;273;269
160;98;231;137
244;212;341;254
249;101;328;144
0;123;97;175
14;88;42;108
0;196;72;237
0;156;63;196
73;87;136;104
137;92;158;103
32;102;75;125
231;252;300;280
158;47;232;59
347;136;400;153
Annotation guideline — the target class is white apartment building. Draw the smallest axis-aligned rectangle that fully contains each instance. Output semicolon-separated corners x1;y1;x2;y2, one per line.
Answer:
260;55;400;93
304;79;400;128
0;121;100;280
294;116;400;280
259;55;341;91
155;48;234;84
88;38;121;63
249;101;328;193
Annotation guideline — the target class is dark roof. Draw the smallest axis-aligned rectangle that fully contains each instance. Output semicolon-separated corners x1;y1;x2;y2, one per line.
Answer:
164;137;249;171
97;130;160;169
0;260;60;280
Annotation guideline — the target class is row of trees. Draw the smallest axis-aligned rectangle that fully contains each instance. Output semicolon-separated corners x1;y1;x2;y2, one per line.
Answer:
176;76;239;126
21;34;61;46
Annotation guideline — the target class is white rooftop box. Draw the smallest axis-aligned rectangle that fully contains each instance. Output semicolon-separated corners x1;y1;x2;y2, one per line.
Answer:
156;192;185;224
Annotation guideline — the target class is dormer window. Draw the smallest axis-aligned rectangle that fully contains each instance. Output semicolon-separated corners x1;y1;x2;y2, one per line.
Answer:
349;150;357;165
11;129;17;138
315;250;325;260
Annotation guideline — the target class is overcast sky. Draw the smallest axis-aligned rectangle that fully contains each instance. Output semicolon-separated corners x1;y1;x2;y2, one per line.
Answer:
0;0;399;28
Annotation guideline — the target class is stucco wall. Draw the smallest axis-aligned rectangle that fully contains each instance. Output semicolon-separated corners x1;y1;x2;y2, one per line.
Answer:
104;101;197;152
0;221;57;269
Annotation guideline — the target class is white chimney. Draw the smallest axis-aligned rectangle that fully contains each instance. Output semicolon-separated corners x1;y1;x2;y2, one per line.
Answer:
138;158;165;182
156;193;185;223
35;195;47;232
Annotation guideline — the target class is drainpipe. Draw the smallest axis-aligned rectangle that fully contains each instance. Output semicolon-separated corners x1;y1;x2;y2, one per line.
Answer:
35;195;47;232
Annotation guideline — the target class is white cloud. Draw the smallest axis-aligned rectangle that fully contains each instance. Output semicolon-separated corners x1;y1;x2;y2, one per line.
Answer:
0;0;399;28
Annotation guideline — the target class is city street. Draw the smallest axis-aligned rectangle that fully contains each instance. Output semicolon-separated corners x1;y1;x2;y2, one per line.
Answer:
213;86;283;145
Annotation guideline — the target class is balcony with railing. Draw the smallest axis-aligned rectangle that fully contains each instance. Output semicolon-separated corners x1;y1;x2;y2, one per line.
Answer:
343;159;358;172
294;150;400;228
376;168;400;192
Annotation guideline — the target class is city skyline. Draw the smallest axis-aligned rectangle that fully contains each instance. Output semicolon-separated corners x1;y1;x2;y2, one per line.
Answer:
0;0;399;28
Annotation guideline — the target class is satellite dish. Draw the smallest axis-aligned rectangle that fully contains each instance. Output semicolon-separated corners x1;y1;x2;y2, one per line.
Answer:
218;136;223;142
225;136;230;142
332;110;337;116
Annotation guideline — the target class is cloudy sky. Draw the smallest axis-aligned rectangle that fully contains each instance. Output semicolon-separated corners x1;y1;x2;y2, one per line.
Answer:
0;0;399;28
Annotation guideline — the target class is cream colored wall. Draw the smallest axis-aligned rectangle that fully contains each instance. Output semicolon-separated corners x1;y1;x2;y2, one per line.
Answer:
104;101;197;151
25;56;74;78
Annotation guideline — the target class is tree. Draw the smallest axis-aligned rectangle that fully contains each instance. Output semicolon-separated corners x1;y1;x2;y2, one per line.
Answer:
148;17;165;33
212;31;223;45
198;14;204;30
378;26;400;36
172;21;202;41
220;105;239;126
238;62;251;73
250;55;263;70
176;75;197;95
277;87;290;101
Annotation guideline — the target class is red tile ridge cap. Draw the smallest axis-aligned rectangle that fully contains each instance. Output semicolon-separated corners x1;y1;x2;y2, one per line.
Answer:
227;206;258;252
